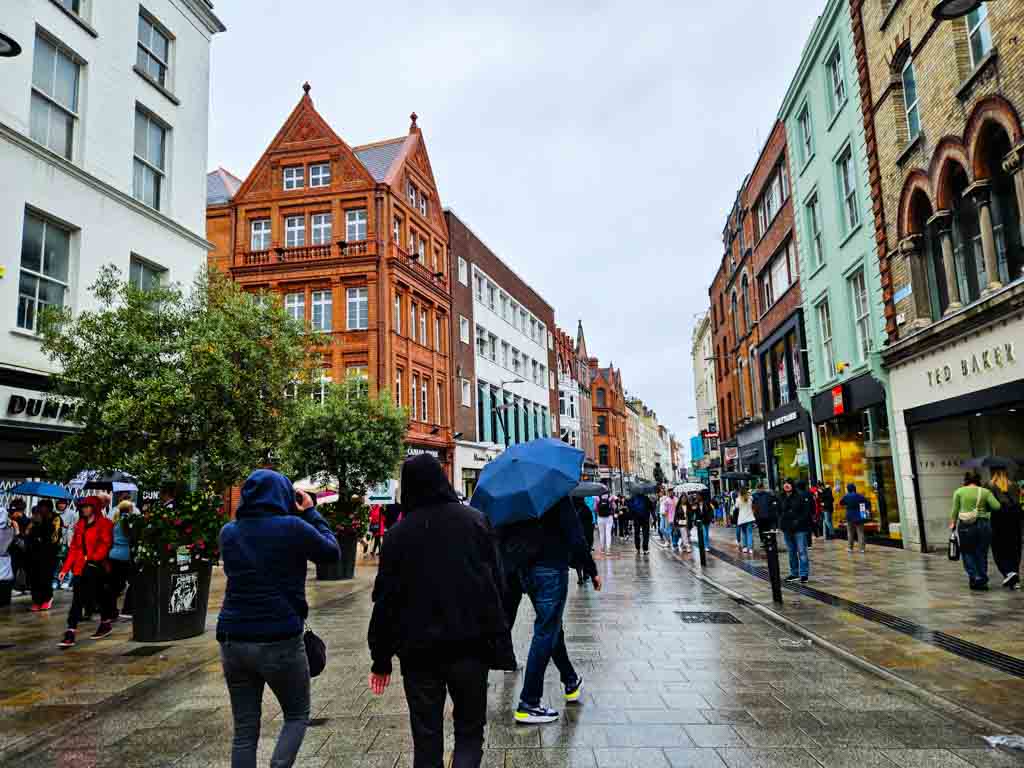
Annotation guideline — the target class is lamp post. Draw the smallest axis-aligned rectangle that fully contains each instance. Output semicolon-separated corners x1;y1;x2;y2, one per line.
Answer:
932;0;994;19
494;378;524;449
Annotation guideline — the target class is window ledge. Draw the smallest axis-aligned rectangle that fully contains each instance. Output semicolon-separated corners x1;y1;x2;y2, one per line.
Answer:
49;0;98;37
133;65;181;106
896;132;924;167
807;261;828;282
9;328;44;342
879;0;905;32
838;221;863;249
957;49;999;101
799;153;815;177
826;101;847;133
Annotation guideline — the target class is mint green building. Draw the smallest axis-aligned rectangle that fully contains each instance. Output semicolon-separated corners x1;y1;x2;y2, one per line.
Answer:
779;0;905;544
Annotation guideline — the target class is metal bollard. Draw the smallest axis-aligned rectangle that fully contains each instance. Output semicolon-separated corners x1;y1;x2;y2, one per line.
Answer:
762;530;783;604
696;520;707;568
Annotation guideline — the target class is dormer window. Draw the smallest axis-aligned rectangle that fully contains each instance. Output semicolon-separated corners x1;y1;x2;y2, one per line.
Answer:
283;166;304;190
419;194;427;216
309;163;330;187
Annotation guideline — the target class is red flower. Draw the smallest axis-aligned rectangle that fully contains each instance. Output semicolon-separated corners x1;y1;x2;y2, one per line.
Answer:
197;540;205;549
165;543;174;552
185;526;193;534
173;518;183;526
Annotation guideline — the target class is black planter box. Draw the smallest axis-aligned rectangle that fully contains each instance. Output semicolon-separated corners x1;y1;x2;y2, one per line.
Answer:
316;535;357;581
0;581;11;607
132;559;213;642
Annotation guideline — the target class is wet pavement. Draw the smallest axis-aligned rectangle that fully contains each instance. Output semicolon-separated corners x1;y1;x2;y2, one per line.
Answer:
2;537;1023;767
679;526;1024;734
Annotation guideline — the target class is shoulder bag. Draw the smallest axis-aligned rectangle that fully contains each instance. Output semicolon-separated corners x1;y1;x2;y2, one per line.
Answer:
957;489;983;526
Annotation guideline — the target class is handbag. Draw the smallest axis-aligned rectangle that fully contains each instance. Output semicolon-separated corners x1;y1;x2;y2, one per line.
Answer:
958;489;983;525
948;531;960;561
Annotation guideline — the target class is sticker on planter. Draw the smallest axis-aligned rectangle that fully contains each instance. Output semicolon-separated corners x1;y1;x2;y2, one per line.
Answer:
169;571;199;615
176;546;191;569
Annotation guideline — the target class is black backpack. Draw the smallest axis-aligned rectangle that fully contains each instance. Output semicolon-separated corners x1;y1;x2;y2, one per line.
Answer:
496;518;546;574
597;498;613;518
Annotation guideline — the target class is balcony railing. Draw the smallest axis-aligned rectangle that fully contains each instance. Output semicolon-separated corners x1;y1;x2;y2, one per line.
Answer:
237;239;376;267
391;244;448;290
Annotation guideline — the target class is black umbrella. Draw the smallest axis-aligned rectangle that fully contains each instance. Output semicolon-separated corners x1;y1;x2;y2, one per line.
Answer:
570;482;609;498
82;470;139;492
962;457;1019;472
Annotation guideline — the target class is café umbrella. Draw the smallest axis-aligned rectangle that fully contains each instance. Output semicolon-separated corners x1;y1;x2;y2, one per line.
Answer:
7;481;73;501
470;438;584;527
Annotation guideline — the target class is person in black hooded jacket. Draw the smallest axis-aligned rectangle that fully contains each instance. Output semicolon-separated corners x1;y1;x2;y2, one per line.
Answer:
367;454;514;768
779;479;814;583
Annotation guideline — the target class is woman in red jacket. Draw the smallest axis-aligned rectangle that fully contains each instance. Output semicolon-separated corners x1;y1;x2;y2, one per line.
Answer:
57;496;115;647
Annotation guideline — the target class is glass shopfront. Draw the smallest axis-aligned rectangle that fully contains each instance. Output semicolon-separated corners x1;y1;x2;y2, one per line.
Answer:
817;405;900;541
770;431;811;488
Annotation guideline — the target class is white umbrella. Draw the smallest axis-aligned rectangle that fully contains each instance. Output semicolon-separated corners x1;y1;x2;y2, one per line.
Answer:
676;482;708;494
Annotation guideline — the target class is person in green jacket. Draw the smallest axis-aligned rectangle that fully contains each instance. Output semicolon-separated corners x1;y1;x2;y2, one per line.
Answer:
949;472;1001;590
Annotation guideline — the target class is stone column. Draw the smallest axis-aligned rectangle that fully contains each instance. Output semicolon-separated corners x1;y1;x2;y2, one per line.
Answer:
966;179;1002;293
1003;143;1024;253
928;211;962;314
898;234;933;328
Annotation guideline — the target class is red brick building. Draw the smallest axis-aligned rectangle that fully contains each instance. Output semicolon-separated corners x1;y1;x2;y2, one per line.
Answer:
206;84;454;476
590;361;628;493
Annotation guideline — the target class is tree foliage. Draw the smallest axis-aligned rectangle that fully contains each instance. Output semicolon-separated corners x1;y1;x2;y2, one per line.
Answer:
37;265;317;492
281;376;408;502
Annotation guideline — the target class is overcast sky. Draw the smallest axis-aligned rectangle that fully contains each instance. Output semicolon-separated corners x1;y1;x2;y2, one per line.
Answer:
208;0;824;447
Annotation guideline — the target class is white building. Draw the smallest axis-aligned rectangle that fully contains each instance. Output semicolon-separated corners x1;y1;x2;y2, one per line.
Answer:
0;0;224;480
690;311;720;491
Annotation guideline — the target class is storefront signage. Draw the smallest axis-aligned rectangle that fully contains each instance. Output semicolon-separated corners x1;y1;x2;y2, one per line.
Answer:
831;385;845;416
406;446;442;459
926;342;1016;388
724;447;738;461
2;386;78;427
702;430;719;439
768;411;799;431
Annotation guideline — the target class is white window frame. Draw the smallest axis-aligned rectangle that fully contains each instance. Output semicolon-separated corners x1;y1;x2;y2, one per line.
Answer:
133;107;167;210
458;257;468;285
806;193;824;269
311;213;332;245
346;287;369;330
129;254;165;291
461;378;471;407
393;217;401;245
420;309;428;345
488;333;498;362
285;215;305;248
837;146;860;232
421;378;429;423
459;315;470;344
313;376;332;405
137;9;171;88
410;373;419;420
283;165;304;190
476;325;487;358
435;316;442;352
30;32;81;161
250;219;271;250
826;44;846;115
850;269;871;363
967;7;992;70
311;289;332;331
284;292;304;323
309;163;331;188
817;299;835;379
346;209;367;242
901;58;920;142
487;283;496;311
395;369;403;407
17;210;71;333
798;105;813;164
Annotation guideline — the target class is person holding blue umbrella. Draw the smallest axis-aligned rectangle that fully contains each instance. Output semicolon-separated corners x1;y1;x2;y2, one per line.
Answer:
470;438;602;726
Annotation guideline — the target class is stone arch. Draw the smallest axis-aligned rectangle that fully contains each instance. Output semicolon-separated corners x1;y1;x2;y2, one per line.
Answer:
897;170;933;239
964;95;1023;179
929;137;971;210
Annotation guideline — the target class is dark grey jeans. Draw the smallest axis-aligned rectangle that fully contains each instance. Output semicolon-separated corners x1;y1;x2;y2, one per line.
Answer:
220;634;310;768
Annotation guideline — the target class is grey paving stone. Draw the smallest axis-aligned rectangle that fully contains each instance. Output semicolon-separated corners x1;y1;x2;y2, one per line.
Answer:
880;749;977;767
663;748;728;767
716;748;823;768
806;747;898;768
699;709;756;725
626;709;709;724
681;725;747;748
593;748;671;767
951;748;1024;767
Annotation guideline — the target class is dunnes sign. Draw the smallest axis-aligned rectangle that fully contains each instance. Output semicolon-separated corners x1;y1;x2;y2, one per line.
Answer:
2;386;79;428
926;342;1016;388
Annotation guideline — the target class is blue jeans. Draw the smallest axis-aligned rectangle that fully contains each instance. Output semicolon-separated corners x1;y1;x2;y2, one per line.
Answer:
739;522;754;550
783;531;809;579
220;634;310;768
822;509;833;538
519;566;576;707
959;519;992;587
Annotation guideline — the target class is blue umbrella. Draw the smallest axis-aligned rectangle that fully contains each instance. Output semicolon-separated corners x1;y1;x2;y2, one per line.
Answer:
470;438;584;527
8;481;73;500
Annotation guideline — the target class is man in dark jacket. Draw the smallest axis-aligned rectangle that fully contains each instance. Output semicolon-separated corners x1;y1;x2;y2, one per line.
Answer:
840;483;871;554
779;479;814;583
510;494;601;725
368;455;514;768
819;484;835;540
628;492;653;554
752;483;780;537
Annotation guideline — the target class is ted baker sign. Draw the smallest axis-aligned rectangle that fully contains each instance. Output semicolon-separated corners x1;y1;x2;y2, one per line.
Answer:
926;342;1016;387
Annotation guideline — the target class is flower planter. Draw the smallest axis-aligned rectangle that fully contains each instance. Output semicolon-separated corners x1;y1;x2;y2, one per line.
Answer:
317;534;357;581
0;581;11;607
132;558;213;642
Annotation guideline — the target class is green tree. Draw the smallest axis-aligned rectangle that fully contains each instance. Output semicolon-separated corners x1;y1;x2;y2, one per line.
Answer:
282;376;408;509
37;265;317;493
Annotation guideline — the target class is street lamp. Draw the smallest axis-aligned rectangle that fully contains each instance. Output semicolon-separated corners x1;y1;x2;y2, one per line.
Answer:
932;0;991;19
0;30;22;57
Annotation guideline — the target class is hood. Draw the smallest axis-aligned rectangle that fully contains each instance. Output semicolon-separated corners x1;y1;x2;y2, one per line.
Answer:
400;455;459;512
79;495;104;514
847;483;857;493
236;469;295;519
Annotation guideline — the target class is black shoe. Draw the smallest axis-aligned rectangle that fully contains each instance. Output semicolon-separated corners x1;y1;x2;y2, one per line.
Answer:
90;621;113;640
784;575;799;582
58;629;76;648
1003;573;1019;588
514;703;559;724
800;576;808;584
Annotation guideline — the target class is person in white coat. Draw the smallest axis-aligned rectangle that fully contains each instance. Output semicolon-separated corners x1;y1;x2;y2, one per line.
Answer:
735;488;756;554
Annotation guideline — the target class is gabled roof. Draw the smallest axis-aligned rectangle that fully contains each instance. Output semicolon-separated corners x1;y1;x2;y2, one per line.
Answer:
207;167;242;205
353;137;407;182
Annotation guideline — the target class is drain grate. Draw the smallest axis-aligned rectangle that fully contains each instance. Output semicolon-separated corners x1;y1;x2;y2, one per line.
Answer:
0;644;15;650
675;611;742;625
123;645;172;657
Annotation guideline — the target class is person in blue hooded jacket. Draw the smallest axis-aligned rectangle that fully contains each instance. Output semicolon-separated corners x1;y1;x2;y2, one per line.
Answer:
217;469;340;768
